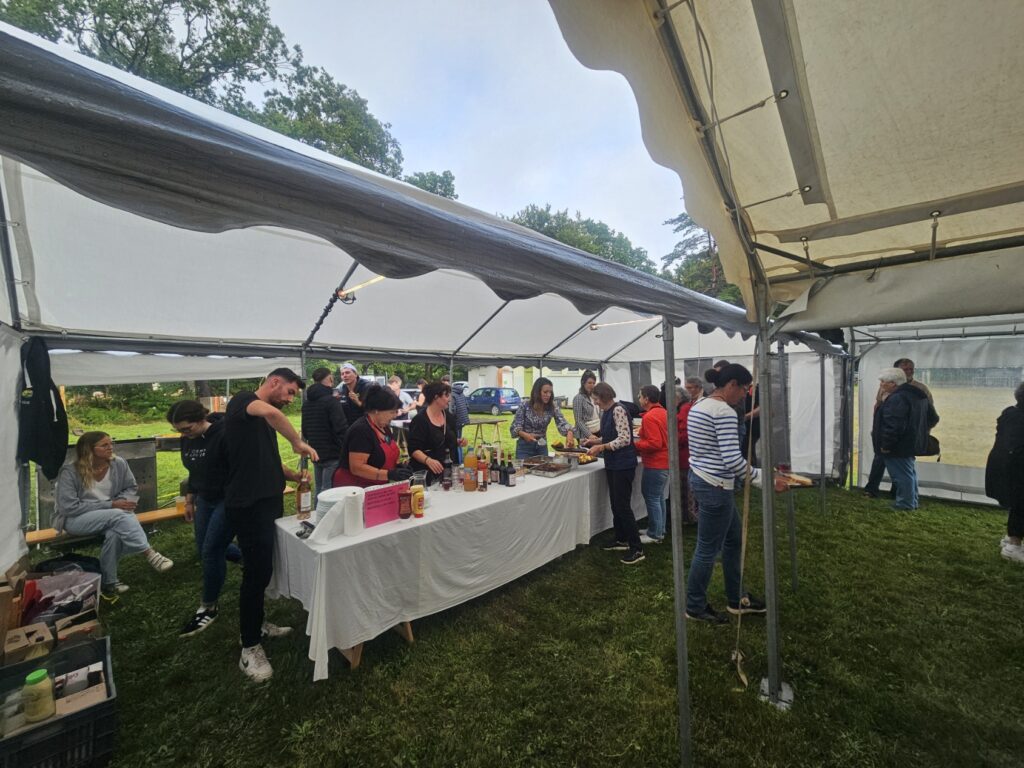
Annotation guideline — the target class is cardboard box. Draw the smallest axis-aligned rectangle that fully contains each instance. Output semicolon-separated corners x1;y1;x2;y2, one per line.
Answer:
54;676;107;717
4;556;31;597
3;623;54;666
54;611;102;644
54;661;104;698
0;586;12;642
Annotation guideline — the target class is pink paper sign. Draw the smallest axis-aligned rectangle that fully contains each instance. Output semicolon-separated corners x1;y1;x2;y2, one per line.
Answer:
362;482;405;528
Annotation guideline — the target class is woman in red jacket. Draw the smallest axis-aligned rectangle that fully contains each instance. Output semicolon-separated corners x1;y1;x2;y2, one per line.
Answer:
635;385;669;543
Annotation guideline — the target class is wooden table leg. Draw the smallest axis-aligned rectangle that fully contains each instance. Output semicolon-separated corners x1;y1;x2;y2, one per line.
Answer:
340;643;363;669
392;621;414;645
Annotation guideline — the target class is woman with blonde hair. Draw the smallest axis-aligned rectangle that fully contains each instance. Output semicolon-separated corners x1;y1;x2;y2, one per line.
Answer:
55;431;173;596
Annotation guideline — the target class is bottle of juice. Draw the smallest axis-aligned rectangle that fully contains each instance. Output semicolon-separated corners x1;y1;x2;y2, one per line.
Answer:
464;449;478;492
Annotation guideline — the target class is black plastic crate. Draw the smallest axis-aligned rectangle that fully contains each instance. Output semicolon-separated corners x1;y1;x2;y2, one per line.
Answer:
0;638;117;768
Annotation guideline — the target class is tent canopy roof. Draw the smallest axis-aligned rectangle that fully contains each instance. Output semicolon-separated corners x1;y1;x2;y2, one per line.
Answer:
549;1;1024;330
0;22;826;367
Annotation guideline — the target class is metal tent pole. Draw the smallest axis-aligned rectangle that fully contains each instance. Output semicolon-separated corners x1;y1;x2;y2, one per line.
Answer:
819;353;827;513
662;318;693;768
777;342;798;594
757;286;791;709
848;328;857;488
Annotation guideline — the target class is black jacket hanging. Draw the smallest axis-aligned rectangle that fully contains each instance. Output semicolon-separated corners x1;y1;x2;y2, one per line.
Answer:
16;336;69;480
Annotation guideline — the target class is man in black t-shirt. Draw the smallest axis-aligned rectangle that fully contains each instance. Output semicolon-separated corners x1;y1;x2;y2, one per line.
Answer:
225;368;318;683
335;362;369;424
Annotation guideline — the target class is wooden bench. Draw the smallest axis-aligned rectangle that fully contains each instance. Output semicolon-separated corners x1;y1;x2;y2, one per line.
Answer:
27;487;298;548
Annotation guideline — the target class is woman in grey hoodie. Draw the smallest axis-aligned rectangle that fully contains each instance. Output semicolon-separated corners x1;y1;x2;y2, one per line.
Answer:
55;431;173;595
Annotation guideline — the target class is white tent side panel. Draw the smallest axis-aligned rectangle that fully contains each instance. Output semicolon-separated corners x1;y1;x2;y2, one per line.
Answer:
855;338;1023;506
787;352;837;476
48;352;302;387
0;324;27;566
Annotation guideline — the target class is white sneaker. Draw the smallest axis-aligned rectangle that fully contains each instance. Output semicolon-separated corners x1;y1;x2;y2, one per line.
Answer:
1000;543;1024;564
239;644;273;682
640;534;663;545
261;622;293;639
146;551;174;573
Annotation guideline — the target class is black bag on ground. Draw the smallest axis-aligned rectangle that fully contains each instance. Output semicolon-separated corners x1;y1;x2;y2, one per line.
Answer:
34;553;103;575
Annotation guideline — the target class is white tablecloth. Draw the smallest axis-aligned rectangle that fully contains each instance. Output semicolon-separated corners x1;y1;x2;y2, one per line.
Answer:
272;463;628;680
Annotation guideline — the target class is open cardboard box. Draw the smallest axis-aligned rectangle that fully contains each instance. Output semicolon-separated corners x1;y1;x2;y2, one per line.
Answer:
3;623;54;666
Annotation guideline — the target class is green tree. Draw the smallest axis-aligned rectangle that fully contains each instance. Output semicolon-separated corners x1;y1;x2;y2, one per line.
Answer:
0;0;292;104
509;204;655;273
242;63;404;178
0;0;405;177
661;212;743;307
403;170;458;200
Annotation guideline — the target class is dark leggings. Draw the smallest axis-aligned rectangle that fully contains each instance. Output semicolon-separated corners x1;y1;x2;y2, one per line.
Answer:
227;496;282;648
1008;504;1024;539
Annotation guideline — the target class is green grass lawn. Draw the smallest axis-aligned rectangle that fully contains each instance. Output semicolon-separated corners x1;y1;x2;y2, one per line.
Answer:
29;483;1024;766
36;410;1023;767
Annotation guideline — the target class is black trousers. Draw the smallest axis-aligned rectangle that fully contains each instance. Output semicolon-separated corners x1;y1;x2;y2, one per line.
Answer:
606;467;641;551
1008;503;1024;539
227;495;282;648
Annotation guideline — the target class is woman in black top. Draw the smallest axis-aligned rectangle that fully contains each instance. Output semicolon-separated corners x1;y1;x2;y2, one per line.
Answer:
334;385;412;488
408;381;466;482
167;399;241;637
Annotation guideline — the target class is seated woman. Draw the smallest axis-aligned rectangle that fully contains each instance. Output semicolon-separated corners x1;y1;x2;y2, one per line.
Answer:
55;431;173;596
407;381;467;484
510;377;575;459
333;384;413;487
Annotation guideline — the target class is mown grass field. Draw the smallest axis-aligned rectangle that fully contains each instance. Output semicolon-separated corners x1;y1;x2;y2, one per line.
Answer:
27;408;1024;768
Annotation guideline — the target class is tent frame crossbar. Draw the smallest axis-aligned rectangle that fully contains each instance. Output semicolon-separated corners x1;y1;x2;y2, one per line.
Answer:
451;300;511;358
767;233;1024;286
25;330;596;370
598;321;662;364
303;263;359;348
541;310;606;358
0;178;22;331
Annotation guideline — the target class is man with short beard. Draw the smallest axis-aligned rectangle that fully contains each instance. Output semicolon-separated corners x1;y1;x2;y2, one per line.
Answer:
225;368;318;683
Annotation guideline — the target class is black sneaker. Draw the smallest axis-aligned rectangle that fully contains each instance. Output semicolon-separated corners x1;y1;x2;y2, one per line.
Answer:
727;593;767;615
180;607;218;637
685;603;729;625
620;549;645;565
601;540;629;551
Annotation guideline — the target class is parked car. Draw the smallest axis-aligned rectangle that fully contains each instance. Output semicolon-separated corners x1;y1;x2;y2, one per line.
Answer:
467;387;522;416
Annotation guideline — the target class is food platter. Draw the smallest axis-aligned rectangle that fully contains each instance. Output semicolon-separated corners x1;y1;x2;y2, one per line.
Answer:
780;471;814;487
527;462;572;478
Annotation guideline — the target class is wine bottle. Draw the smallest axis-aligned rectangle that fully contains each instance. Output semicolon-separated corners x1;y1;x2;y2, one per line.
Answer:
296;456;312;520
507;460;517;487
442;455;453;491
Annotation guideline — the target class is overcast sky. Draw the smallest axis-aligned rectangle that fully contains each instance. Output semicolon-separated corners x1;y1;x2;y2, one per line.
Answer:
267;0;686;262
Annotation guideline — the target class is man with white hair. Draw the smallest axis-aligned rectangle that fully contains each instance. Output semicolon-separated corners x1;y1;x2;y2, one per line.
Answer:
872;368;939;510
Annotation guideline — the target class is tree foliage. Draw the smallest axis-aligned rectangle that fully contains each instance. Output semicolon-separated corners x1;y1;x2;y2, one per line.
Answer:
237;63;404;177
509;204;655;273
0;0;292;104
403;170;458;200
660;212;743;307
0;0;406;176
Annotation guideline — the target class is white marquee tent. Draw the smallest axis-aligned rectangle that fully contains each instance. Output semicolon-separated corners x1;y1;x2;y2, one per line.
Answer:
0;24;841;574
546;0;1024;751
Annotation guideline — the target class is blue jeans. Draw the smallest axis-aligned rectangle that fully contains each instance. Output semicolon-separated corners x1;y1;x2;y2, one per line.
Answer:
686;471;744;614
882;456;918;510
194;497;241;606
641;468;669;539
62;508;150;589
312;460;339;507
516;439;547;459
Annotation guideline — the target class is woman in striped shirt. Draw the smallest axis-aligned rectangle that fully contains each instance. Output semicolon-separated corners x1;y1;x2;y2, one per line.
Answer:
685;363;788;624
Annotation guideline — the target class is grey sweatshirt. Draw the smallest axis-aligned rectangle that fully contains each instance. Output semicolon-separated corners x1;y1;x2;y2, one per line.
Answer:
54;456;138;531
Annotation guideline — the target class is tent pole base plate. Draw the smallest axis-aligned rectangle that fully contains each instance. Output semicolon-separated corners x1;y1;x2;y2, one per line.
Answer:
759;678;794;711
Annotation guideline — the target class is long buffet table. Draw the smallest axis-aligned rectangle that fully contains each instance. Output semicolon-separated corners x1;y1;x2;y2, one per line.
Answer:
270;462;644;680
